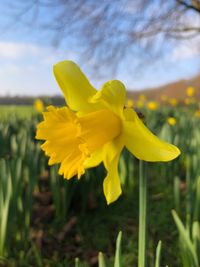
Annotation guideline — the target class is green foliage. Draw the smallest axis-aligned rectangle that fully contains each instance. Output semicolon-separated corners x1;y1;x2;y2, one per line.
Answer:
0;104;200;266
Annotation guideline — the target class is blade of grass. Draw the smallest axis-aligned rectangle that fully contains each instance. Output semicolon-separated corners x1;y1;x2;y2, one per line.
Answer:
172;209;199;267
114;231;122;267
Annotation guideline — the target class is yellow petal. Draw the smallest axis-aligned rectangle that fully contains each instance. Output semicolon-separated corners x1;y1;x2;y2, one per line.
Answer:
84;148;103;168
90;80;126;116
123;108;180;161
103;136;124;204
53;61;97;111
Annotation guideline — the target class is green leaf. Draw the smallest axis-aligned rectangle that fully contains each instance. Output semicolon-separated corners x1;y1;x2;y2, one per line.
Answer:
172;210;199;267
98;252;107;267
114;231;122;267
155;241;162;267
75;257;80;267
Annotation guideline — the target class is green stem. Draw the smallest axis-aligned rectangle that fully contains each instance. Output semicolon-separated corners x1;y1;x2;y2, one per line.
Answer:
186;157;192;235
138;160;148;267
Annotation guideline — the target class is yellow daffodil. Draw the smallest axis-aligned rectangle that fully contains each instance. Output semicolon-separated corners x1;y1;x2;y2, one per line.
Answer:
126;99;134;108
195;110;200;118
147;101;158;110
36;61;180;204
167;117;176;126
186;86;195;97
169;98;178;107
34;99;44;113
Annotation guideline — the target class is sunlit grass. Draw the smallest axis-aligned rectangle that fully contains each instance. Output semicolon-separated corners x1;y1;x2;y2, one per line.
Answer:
0;105;35;119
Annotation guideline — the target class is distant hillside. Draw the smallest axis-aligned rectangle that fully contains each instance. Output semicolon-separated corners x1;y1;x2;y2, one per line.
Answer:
127;73;200;101
0;73;200;105
0;96;65;106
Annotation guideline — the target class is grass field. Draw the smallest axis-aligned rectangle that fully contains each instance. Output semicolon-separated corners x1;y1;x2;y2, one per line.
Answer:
0;102;200;267
0;105;35;119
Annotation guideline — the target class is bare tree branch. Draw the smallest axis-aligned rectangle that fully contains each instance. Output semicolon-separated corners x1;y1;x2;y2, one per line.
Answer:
177;0;200;13
1;0;200;76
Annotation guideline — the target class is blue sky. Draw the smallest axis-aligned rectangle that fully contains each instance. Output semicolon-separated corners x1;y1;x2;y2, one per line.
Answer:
0;1;200;96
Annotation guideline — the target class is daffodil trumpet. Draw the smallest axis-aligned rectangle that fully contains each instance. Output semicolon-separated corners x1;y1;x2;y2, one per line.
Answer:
36;60;180;205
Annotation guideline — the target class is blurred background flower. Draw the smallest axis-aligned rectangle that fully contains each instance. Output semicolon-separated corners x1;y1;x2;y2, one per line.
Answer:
167;117;177;126
147;101;158;110
34;99;44;113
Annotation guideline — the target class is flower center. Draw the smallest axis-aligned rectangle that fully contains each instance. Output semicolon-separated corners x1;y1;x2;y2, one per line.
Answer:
78;108;121;153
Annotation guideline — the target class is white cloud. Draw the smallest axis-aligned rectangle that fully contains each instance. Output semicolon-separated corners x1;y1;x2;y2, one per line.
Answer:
0;41;41;59
0;41;78;64
0;41;79;96
170;38;200;61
